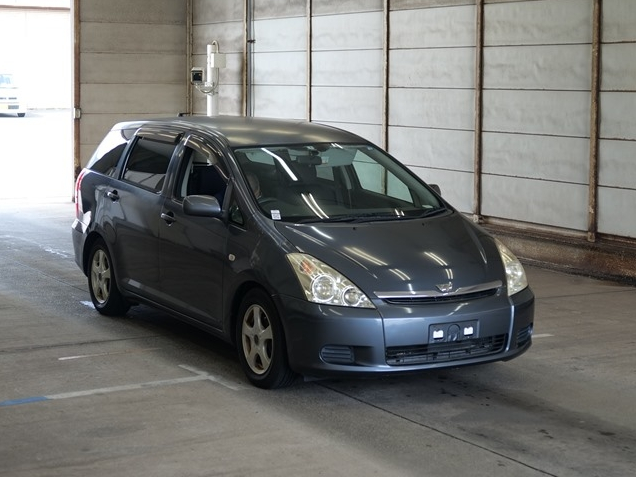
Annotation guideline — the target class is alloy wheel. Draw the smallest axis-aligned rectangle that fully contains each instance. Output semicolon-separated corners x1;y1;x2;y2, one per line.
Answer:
90;248;111;304
241;304;274;375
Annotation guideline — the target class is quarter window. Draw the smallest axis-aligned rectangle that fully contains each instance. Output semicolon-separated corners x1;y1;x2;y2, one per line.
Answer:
87;128;136;177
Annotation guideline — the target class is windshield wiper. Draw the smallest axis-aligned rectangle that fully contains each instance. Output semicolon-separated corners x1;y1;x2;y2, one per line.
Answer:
297;215;360;224
417;206;450;219
299;213;418;224
297;208;450;224
353;213;412;223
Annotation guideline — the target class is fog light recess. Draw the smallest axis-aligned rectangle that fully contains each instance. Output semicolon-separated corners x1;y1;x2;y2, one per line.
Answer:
320;345;354;364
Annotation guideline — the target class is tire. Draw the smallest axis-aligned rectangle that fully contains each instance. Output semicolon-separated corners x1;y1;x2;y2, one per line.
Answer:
236;289;297;389
87;239;130;316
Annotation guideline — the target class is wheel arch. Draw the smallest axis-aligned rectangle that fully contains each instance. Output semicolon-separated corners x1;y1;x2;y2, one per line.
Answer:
82;231;104;275
231;284;297;388
228;280;291;348
228;280;267;347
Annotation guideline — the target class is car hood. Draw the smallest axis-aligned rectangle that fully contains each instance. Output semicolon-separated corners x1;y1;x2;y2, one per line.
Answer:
274;212;505;298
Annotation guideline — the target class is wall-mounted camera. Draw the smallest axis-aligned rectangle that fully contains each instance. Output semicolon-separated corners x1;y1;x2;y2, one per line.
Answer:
192;41;227;116
190;67;204;85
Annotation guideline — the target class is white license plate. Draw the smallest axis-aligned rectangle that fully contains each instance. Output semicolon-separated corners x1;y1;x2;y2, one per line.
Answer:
429;320;478;343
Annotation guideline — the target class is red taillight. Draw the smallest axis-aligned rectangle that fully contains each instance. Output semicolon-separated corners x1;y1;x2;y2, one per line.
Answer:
74;170;87;219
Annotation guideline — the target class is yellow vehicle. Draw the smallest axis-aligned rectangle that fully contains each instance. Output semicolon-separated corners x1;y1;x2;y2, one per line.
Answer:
0;73;26;117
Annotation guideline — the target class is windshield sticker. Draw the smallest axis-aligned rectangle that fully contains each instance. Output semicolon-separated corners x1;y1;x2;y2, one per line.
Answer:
270;209;281;220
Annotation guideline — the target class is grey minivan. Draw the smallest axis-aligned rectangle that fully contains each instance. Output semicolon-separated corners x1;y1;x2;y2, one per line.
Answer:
72;116;534;389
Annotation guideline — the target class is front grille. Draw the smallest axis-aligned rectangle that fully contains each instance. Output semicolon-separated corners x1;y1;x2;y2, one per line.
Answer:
382;288;498;306
386;334;507;366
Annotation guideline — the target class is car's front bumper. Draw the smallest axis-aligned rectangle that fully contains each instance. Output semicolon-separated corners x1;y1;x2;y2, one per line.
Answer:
0;102;26;114
279;287;534;378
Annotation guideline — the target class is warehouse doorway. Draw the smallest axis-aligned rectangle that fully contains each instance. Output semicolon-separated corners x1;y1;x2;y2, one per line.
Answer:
0;2;72;199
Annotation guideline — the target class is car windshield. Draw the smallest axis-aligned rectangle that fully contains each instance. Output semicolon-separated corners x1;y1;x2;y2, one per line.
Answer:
234;143;445;223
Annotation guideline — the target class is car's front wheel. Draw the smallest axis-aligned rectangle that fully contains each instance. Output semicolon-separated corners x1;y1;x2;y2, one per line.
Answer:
236;289;296;389
88;239;130;316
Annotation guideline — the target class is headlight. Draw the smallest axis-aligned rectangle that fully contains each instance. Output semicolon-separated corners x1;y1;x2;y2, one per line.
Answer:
495;239;528;296
287;253;375;308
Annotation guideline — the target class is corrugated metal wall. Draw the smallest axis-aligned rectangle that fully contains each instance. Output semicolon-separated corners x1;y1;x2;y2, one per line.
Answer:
480;1;592;231
191;0;636;249
76;0;187;165
311;2;384;143
389;3;477;215
599;0;636;239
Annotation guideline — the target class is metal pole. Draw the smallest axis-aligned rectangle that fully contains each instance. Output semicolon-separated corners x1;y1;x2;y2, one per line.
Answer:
242;0;248;116
72;0;81;179
587;0;602;242
206;43;214;116
306;0;312;121
243;0;254;117
473;0;484;223
382;0;390;152
186;0;193;115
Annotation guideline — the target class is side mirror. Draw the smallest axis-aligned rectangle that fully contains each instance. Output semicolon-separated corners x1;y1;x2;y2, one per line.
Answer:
430;184;441;196
183;195;223;218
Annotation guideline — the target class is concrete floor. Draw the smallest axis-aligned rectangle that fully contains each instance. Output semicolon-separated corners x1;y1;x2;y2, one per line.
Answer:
0;199;635;476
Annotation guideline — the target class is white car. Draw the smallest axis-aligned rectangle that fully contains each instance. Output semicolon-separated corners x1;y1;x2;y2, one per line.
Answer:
0;73;26;117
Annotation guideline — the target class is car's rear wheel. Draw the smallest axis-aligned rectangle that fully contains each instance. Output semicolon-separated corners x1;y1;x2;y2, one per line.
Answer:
88;239;130;316
236;289;296;389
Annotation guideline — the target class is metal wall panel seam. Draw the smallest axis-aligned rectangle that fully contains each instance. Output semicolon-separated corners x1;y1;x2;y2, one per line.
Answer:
474;0;484;223
383;0;390;151
243;0;253;116
587;0;601;242
73;0;81;181
186;0;193;115
307;0;312;121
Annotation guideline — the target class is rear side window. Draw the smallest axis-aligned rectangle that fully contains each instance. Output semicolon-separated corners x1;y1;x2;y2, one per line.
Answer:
122;136;177;192
87;128;136;176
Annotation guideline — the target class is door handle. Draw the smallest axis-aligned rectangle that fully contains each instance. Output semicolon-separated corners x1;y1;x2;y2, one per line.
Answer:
160;211;176;225
106;190;119;201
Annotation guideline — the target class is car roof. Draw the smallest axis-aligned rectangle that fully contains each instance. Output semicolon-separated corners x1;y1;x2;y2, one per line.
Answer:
114;115;366;148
